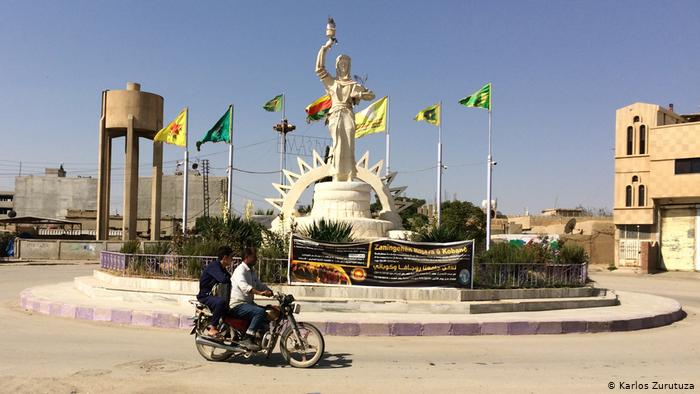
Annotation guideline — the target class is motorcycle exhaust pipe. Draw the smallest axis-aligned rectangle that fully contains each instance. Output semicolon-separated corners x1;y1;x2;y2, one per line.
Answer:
195;336;246;353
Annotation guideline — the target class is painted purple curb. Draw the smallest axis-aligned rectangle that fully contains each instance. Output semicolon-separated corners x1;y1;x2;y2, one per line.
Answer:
18;287;687;336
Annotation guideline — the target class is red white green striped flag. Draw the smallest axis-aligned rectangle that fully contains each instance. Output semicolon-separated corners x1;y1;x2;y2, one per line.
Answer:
305;94;332;123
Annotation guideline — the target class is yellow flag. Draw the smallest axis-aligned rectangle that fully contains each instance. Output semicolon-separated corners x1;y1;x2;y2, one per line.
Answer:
414;103;440;126
154;108;188;147
355;96;388;138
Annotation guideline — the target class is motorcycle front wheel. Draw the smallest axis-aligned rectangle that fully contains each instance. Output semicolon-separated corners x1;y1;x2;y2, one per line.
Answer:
279;322;325;368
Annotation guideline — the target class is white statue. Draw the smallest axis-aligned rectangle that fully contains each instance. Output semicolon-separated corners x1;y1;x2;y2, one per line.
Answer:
315;18;375;181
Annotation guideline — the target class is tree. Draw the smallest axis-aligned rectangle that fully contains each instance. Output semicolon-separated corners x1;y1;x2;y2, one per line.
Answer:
440;200;486;244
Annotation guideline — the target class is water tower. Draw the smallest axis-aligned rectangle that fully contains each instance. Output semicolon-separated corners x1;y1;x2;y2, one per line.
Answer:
96;82;164;240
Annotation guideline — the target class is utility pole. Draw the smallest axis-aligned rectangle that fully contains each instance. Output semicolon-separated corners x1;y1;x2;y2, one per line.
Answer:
273;118;296;190
201;159;210;217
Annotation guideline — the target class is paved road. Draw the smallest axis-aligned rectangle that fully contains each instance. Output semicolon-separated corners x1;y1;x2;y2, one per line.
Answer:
0;264;698;393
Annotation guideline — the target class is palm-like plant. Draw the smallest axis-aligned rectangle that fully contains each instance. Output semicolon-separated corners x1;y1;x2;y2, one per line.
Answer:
414;224;463;243
300;218;354;243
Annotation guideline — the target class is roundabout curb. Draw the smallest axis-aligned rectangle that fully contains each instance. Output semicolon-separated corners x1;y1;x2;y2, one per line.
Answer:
19;287;686;336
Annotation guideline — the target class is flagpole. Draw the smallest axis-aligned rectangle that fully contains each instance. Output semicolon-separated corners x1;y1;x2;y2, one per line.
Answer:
227;105;234;219
486;107;493;251
280;93;286;187
385;96;391;176
182;107;189;236
436;101;443;227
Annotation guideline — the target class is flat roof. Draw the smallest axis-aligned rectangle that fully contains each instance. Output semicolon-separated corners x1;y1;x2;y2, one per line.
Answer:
0;216;81;225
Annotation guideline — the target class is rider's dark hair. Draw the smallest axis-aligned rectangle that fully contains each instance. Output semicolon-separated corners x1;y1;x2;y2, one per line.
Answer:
217;246;233;260
243;246;257;259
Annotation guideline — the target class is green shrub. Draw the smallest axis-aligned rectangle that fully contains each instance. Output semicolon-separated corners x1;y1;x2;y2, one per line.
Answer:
120;240;141;254
558;243;588;264
176;238;221;258
143;241;170;255
300;219;353;243
194;216;263;257
259;229;289;259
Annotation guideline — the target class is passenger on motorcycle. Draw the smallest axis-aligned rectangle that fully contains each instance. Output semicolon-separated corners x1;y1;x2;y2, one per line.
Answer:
230;246;273;350
196;246;233;339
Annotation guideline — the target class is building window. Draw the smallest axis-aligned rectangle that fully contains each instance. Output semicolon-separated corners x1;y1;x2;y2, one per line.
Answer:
633;116;640;123
675;158;700;174
638;185;645;206
625;185;632;207
626;126;634;155
620;224;652;239
631;175;639;183
639;125;646;154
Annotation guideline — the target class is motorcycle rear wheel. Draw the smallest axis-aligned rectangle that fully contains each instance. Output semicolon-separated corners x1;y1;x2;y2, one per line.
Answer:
194;335;235;362
279;322;325;368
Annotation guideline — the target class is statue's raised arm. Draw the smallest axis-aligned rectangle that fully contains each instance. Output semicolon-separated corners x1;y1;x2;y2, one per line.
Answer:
316;38;335;87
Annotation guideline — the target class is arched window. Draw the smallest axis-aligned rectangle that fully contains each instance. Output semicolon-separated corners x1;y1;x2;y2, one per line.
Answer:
633;116;640;123
639;125;646;154
638;185;645;206
632;175;639;183
625;185;633;207
626;126;634;155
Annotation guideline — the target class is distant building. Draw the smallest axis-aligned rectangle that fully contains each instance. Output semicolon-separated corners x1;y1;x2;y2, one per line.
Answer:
0;191;14;217
614;102;700;271
541;208;583;217
12;167;228;236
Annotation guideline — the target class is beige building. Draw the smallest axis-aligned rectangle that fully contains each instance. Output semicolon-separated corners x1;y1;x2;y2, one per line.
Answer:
614;102;700;271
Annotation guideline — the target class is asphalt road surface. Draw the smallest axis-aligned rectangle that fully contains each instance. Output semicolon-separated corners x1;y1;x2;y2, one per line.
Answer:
0;264;698;393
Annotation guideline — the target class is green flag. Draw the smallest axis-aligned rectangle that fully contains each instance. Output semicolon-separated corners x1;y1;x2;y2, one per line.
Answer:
414;103;441;126
196;106;232;151
263;94;284;112
458;83;491;110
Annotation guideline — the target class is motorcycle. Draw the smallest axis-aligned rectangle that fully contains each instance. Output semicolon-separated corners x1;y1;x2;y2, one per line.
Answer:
190;292;325;368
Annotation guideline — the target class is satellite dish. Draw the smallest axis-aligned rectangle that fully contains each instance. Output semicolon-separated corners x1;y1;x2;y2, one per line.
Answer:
7;210;16;218
564;218;576;234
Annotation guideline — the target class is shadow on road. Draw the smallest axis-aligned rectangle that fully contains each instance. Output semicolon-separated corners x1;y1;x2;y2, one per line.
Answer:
232;352;353;369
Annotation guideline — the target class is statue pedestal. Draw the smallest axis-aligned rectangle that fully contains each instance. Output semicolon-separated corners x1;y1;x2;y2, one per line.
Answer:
285;181;395;239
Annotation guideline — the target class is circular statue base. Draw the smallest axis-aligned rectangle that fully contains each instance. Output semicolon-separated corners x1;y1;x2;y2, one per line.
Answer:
273;181;396;239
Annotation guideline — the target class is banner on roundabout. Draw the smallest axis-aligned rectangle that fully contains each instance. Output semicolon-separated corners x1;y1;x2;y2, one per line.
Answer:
288;235;474;288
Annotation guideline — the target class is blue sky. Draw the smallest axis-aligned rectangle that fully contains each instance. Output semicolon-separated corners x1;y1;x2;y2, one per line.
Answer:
1;0;698;215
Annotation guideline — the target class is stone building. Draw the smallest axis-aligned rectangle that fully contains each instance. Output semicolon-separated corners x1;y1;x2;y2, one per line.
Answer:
614;102;700;271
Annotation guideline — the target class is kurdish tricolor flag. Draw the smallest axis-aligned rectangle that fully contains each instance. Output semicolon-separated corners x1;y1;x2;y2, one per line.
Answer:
305;94;332;123
355;96;388;138
154;108;188;147
458;83;491;110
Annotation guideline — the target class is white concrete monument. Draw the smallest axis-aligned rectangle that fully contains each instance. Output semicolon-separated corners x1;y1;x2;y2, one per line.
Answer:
267;19;411;239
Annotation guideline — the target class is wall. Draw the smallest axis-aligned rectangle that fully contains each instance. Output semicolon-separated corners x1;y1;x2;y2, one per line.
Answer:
14;176;97;218
650;122;700;200
16;239;126;260
15;239;177;260
13;174;227;222
561;233;614;266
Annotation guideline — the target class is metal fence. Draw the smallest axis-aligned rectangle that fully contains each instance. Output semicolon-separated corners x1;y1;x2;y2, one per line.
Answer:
474;262;588;288
100;251;288;283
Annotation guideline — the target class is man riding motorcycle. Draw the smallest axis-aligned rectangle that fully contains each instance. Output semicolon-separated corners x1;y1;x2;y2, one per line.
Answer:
196;246;233;339
230;246;273;350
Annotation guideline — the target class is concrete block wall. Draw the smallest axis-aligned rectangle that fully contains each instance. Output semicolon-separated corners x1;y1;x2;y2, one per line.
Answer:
16;239;127;260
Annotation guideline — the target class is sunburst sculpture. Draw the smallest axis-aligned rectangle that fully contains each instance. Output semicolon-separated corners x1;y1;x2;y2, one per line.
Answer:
265;150;411;224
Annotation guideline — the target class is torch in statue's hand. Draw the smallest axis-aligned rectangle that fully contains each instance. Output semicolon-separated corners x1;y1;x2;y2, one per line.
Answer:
326;16;338;45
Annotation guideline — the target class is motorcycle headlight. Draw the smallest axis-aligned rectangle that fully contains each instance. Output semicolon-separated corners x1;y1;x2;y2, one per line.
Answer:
293;304;301;314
